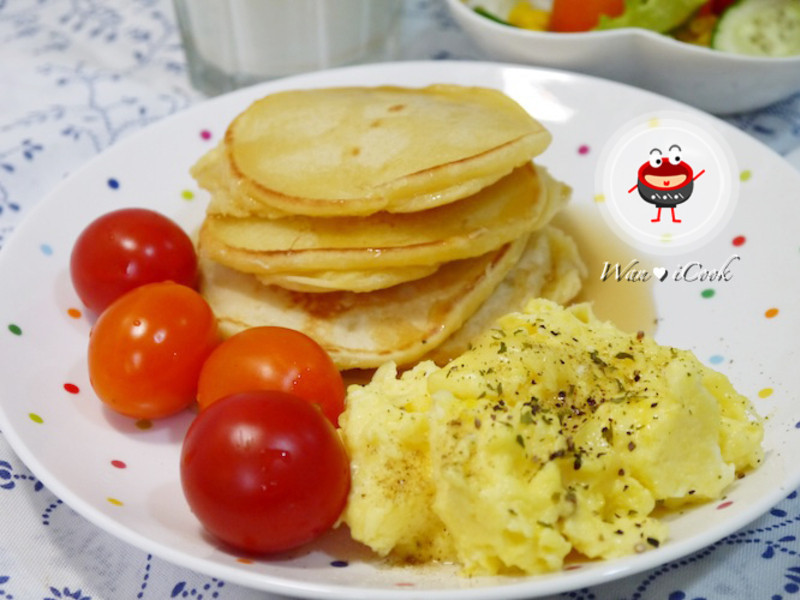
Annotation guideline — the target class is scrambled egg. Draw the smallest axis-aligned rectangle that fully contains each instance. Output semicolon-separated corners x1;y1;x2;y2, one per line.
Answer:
339;299;764;575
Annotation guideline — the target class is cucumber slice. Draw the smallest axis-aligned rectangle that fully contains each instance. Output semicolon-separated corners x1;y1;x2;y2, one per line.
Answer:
712;0;800;57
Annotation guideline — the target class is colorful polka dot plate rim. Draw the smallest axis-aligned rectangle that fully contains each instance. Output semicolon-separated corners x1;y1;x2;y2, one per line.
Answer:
0;62;798;600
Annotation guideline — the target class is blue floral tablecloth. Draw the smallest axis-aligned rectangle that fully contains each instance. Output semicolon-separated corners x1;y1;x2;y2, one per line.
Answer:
1;2;800;599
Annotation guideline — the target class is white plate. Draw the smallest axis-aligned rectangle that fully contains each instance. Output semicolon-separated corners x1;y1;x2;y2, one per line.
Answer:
0;61;798;599
445;0;800;114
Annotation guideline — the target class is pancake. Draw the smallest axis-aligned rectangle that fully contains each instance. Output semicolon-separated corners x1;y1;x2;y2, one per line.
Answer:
194;84;584;371
199;235;531;370
214;85;551;217
197;164;569;277
255;264;440;294
422;226;586;365
199;226;584;370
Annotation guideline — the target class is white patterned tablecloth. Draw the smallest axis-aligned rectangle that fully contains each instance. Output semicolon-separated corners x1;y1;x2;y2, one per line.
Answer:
1;2;800;599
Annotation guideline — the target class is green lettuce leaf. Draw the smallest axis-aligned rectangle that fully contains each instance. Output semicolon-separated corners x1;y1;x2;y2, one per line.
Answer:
595;0;708;33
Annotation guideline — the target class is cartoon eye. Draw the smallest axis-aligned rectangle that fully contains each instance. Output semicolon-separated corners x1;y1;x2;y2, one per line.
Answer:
648;149;663;168
668;144;682;165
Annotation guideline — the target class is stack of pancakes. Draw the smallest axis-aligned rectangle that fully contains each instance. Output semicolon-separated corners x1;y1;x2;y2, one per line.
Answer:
193;84;586;370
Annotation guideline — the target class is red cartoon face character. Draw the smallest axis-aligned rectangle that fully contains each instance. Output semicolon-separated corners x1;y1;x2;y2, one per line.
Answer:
631;145;703;223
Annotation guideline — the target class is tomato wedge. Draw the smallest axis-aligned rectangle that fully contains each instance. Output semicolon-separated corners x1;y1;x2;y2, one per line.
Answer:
549;0;625;32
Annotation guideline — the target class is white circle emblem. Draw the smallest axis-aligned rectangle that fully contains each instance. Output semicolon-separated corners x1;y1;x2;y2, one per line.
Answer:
595;112;739;255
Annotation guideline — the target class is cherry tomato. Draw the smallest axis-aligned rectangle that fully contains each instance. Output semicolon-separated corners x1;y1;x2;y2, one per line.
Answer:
70;208;197;314
196;326;345;427
180;390;351;554
88;282;219;419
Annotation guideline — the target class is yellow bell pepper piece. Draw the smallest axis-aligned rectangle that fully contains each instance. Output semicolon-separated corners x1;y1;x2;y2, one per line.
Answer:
673;14;717;47
508;1;550;30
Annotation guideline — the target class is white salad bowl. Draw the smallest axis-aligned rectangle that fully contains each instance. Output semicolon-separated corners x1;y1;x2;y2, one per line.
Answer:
444;0;800;114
